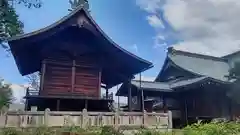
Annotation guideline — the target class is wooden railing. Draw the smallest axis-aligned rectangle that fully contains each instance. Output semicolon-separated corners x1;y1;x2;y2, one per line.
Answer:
0;109;172;129
26;88;114;100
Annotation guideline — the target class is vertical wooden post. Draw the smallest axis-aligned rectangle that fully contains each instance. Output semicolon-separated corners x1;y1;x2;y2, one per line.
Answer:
25;89;29;111
228;93;233;120
184;99;188;125
30;106;38;126
57;100;60;111
168;110;173;130
71;60;76;94
4;115;8;127
98;68;102;99
17;111;22;128
117;85;120;111
128;79;132;112
140;73;144;112
106;88;109;99
40;60;46;93
163;96;167;113
143;110;147;128
44;108;50;126
85;100;88;110
114;110;119;129
82;109;88;129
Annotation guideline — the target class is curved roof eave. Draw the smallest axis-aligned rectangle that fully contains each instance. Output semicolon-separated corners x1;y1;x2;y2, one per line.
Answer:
8;7;82;42
83;10;153;67
8;6;152;69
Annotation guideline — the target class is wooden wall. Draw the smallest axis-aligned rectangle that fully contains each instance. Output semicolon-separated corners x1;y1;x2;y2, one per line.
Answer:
40;55;101;98
183;88;230;118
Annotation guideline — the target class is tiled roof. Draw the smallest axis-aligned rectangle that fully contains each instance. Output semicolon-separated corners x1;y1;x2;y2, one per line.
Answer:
168;48;230;82
131;80;172;92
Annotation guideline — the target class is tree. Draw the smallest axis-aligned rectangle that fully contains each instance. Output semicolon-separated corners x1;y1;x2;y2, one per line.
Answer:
0;0;42;50
0;78;13;112
227;61;240;104
26;72;40;90
0;0;42;90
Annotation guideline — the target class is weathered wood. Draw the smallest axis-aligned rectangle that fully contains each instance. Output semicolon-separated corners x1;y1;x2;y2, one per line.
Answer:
41;55;101;98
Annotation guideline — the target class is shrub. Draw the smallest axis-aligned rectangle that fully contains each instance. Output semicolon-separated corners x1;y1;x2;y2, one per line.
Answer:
0;128;23;135
31;126;55;135
183;122;240;135
99;126;124;135
1;123;240;135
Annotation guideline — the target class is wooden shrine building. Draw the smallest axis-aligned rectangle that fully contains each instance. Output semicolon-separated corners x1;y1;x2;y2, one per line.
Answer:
117;47;240;128
8;1;152;112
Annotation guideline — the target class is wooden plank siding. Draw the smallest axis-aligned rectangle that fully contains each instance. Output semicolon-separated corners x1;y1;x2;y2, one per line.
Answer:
183;89;229;118
40;56;101;98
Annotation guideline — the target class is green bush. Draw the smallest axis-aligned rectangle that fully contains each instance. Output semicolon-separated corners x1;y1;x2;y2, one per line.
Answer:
183;122;240;135
0;128;23;135
31;126;55;135
99;126;124;135
1;123;240;135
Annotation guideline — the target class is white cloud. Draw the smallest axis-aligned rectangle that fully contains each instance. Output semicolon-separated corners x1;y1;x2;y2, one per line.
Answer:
137;0;240;56
131;44;139;54
153;34;168;49
146;15;165;28
136;0;164;13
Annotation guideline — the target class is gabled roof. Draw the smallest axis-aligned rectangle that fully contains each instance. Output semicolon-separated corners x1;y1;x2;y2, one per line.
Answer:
131;80;172;92
221;50;240;59
116;76;231;96
8;6;153;88
115;80;173;96
155;47;230;82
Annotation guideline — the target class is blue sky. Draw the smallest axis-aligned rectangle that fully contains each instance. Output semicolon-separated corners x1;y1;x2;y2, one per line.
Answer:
1;0;239;103
0;0;168;86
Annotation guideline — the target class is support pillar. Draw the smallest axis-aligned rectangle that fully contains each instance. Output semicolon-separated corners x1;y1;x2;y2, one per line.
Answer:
163;97;167;113
137;90;142;111
85;100;88;110
106;88;109;99
40;60;46;92
57;99;60;111
128;80;132;112
140;73;144;112
25;88;29;111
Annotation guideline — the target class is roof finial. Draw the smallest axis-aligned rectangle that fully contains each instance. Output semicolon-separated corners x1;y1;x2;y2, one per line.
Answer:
69;0;89;11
